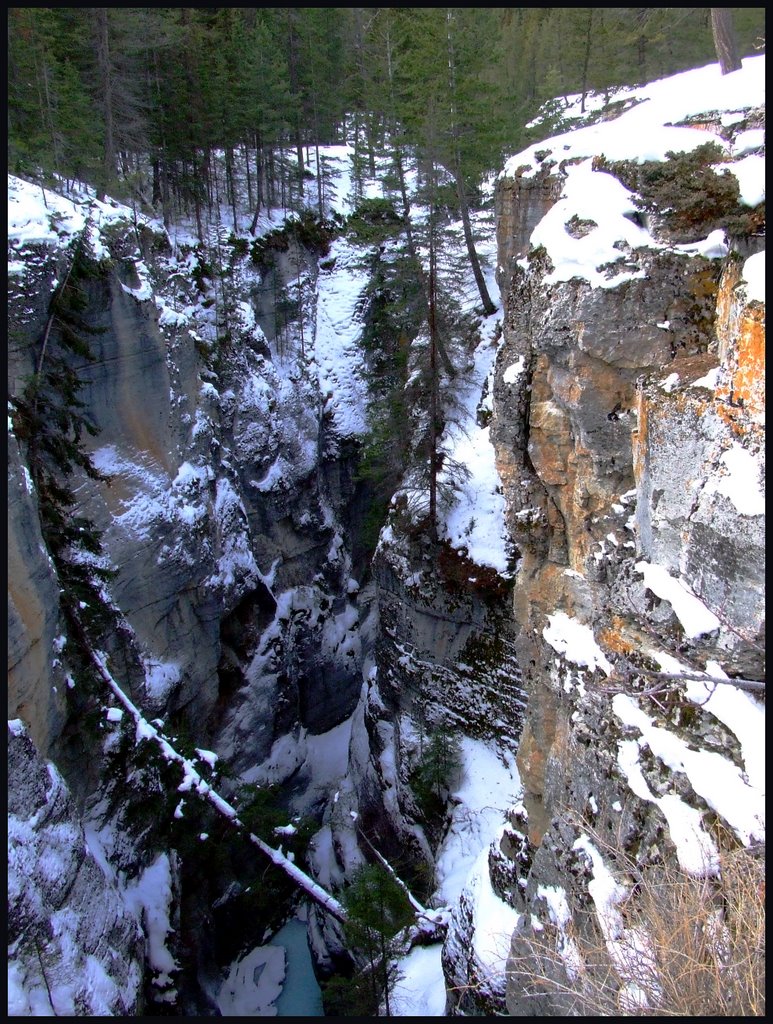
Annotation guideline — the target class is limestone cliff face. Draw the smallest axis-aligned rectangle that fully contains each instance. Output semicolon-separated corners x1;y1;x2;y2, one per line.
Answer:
8;222;364;766
6;203;369;1009
8;245;72;756
349;534;526;886
8;721;145;1015
488;111;765;1015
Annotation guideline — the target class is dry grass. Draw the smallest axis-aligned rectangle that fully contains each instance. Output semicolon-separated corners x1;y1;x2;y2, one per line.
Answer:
511;843;765;1016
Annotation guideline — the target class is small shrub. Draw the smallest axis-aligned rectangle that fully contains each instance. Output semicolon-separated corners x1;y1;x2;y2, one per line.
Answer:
191;249;213;292
512;841;765;1016
227;234;249;260
250;212;339;268
594;144;762;242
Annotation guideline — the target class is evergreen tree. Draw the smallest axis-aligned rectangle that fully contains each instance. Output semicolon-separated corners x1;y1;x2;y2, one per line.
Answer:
414;726;462;808
90;8;149;198
330;863;413;1016
9;6;766;206
8;8;102;184
389;8;500;315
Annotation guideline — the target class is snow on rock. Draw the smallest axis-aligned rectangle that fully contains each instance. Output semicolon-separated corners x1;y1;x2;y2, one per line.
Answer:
442;847;522;1016
635;562;721;638
502;56;764;183
682;667;765;793
615;732;720;877
8;175;88;250
391;943;447;1017
439;323;515;574
207;477;260;593
612;692;764;856
498;52;764;1018
742;250;765;303
8;722;144;1016
123;854;179;996
503;356;526;383
431;738;522;1015
542;611;613;676
434;737;522;906
502;56;764;299
530;160;654;289
713;153;766;207
703;441;765;516
216;945;286;1016
142;657;182;704
312;236;371;439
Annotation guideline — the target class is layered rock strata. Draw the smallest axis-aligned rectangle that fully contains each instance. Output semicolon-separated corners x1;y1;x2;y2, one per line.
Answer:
489;115;764;1016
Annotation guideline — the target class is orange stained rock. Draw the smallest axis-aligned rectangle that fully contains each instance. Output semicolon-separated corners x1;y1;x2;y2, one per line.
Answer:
631;390;649;487
597;620;639;657
731;304;765;418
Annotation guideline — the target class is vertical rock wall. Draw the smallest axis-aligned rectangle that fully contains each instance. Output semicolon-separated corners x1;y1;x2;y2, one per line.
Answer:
490;126;764;1016
6;209;370;1010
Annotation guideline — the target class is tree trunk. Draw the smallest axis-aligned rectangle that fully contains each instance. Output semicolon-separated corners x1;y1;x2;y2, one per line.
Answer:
286;10;304;202
225;146;237;233
394;142;416;259
445;12;496;316
95;9;115;198
315;139;324;218
427;205;439;543
152;158;161;205
267;143;276;207
192;160;204;243
243;143;253;214
711;8;742;75
455;170;496;316
151;49;171;228
580;9;594;113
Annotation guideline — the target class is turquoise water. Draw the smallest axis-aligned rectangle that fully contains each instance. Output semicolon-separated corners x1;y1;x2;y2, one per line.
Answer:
272;917;324;1017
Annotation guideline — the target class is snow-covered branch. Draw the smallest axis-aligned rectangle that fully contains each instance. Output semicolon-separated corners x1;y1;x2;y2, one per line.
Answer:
86;645;348;924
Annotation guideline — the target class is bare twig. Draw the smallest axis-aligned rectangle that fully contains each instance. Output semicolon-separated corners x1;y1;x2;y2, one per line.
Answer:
601;664;765;697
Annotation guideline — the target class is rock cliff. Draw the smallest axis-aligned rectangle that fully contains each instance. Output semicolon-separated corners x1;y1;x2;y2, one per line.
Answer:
6;183;376;1010
6;59;765;1017
8;720;145;1015
487;74;765;1016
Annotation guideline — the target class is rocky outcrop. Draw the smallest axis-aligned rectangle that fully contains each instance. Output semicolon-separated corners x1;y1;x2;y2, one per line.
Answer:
7;438;68;756
8;721;145;1016
374;535;525;744
6;194;372;1009
488;98;765;1017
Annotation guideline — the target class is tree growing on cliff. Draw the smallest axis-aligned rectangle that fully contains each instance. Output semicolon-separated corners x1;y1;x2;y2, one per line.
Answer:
9;233;115;640
411;725;462;840
326;863;414;1016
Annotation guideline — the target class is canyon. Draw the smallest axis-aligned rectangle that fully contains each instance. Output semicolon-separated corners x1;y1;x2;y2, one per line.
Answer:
8;57;765;1016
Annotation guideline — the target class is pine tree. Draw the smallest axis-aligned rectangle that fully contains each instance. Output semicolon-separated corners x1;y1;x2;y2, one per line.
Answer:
89;8;149;199
389;8;500;315
332;863;413;1016
8;8;102;185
